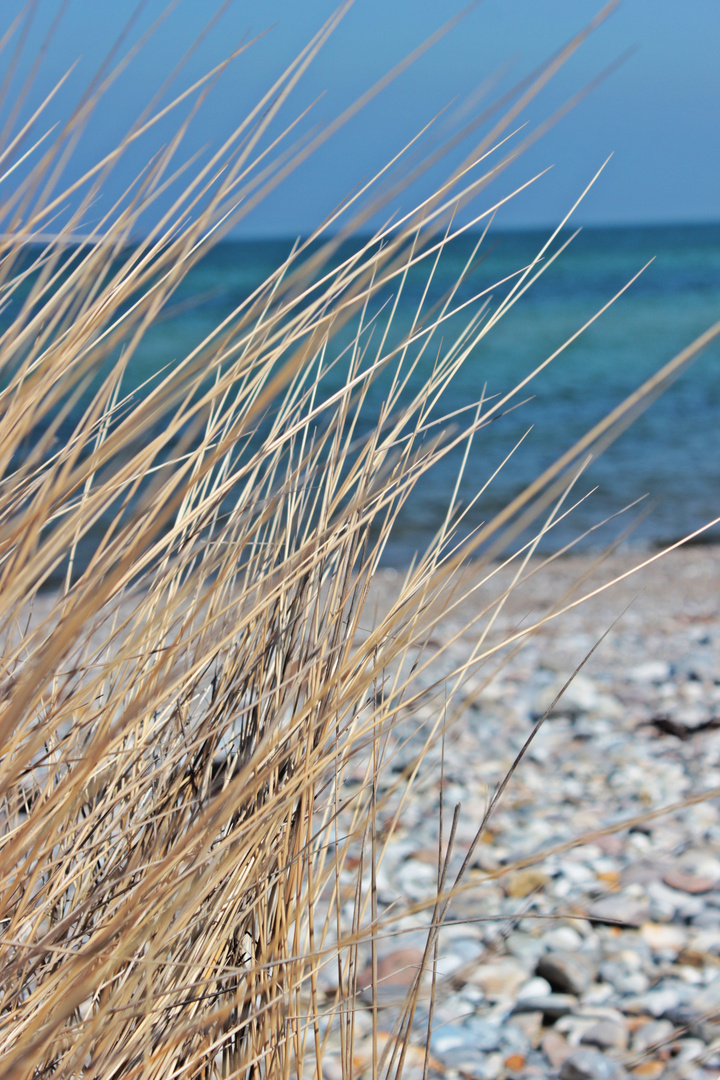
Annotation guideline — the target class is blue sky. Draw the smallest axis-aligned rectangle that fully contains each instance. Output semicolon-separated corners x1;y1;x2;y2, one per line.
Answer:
5;0;720;236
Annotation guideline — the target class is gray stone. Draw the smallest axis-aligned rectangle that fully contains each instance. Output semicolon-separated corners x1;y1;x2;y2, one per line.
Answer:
430;1019;501;1060
692;909;720;928
630;1018;675;1054
646;879;706;920
499;1023;531;1057
679;849;720;881
689;973;720;1014
579;1020;629;1051
444;936;484;965
506;931;546;965
598;962;651;995
587;894;648;926
395;858;437;900
662;1004;705;1031
533;673;600;718
629;985;683;1018
513;993;578;1020
537;950;597;996
430;952;465;980
559;1048;627;1080
465;1018;504;1052
670;1038;708;1065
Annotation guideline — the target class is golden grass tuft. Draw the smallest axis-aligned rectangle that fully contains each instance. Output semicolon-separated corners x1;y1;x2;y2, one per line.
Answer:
0;5;719;1078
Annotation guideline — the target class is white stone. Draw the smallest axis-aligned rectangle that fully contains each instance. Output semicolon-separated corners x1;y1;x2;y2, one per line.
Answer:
466;958;529;998
516;976;553;999
641;921;687;953
628;660;672;683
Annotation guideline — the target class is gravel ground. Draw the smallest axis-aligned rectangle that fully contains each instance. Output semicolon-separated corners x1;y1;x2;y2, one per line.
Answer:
14;544;720;1078
316;544;720;1080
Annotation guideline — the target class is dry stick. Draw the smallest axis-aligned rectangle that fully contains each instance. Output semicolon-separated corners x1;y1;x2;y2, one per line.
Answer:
386;805;461;1080
423;719;448;1080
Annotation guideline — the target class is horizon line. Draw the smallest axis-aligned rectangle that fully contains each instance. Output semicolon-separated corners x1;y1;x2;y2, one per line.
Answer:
4;218;719;249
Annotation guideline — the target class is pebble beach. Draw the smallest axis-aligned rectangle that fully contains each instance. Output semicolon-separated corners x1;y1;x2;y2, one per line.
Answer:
317;544;720;1080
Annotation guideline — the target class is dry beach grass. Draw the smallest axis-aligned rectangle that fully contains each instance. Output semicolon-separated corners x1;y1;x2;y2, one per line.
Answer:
0;4;719;1078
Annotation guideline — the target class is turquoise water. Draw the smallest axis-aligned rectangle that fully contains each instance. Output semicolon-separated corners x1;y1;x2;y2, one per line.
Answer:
6;223;720;566
137;224;720;561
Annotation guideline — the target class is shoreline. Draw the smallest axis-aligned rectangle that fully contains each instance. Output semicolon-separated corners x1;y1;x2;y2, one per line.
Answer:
368;542;720;676
29;541;720;654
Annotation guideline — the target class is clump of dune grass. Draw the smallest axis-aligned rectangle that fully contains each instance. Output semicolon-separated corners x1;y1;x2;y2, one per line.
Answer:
0;4;719;1079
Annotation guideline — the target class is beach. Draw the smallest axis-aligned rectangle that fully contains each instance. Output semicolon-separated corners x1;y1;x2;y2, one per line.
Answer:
3;9;719;1072
15;545;720;1080
316;543;720;1080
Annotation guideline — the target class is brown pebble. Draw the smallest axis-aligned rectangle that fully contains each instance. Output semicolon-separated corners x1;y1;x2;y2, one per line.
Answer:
352;1031;440;1073
511;1010;544;1047
679;947;720;967
542;1030;573;1069
663;869;717;894
506;868;548;898
626;1016;653;1032
409;847;442;865
596;833;624;856
504;1053;526;1071
467;958;528;997
356;947;425;991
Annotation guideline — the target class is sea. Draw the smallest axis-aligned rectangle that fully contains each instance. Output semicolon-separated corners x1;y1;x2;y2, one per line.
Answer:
8;222;720;569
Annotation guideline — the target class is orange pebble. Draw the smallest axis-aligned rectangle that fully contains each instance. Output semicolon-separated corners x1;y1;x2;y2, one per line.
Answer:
504;1054;526;1071
596;870;620;890
632;1061;665;1080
